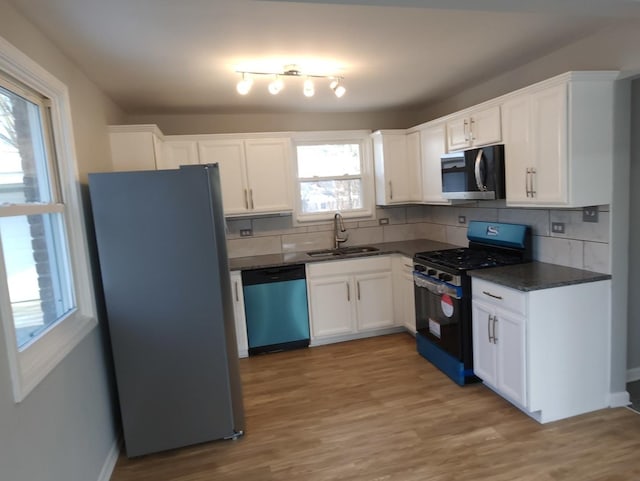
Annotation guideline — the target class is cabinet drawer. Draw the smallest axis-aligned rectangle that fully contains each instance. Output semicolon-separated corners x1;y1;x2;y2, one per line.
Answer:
472;278;526;315
308;256;392;278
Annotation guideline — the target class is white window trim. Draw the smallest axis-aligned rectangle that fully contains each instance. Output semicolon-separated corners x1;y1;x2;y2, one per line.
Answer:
291;130;375;224
0;35;97;402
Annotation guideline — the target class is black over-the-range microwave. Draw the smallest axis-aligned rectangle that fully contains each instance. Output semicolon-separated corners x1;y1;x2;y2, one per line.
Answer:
440;144;505;200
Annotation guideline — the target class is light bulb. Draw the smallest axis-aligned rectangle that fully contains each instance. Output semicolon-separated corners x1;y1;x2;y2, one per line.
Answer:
334;84;346;98
303;79;315;97
268;76;284;95
236;74;252;95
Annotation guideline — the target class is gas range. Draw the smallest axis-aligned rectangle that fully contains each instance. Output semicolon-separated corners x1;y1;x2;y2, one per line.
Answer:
413;221;531;386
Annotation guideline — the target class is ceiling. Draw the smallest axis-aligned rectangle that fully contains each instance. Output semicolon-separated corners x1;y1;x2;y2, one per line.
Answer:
7;0;640;115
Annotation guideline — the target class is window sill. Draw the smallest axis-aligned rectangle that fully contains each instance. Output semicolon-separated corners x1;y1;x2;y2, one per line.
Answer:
10;312;97;402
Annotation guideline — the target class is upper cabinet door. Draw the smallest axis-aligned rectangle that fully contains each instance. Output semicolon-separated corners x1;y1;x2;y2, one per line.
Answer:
244;138;293;213
160;140;199;170
502;94;532;204
198;140;249;215
530;83;568;204
419;123;450;204
372;131;413;205
406;131;423;201
446;105;501;151
109;131;160;171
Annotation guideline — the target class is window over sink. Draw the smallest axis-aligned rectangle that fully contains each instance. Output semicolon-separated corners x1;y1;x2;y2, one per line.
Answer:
292;130;374;223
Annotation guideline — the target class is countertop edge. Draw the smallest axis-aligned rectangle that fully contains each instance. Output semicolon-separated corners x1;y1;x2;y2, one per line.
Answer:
468;261;612;292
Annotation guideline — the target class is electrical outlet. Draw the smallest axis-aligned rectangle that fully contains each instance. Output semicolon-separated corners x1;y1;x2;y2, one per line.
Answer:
551;222;565;234
583;206;599;223
458;215;466;224
379;218;389;225
240;229;253;237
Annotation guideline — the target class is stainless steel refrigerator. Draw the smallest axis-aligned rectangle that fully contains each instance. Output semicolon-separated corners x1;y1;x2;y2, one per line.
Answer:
89;164;244;457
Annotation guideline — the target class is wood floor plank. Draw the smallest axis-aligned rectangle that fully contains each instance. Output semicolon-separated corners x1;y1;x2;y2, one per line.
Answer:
110;333;640;481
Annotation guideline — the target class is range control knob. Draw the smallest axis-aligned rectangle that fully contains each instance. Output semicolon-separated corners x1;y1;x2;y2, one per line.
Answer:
439;273;453;282
427;269;437;276
414;265;426;272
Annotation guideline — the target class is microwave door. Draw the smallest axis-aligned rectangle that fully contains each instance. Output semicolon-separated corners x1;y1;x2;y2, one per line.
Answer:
474;149;488;192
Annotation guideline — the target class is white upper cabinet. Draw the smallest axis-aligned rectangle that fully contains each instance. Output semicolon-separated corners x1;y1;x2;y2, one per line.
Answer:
502;72;617;207
198;138;293;216
418;122;450;204
109;125;163;171
406;131;423;202
446;105;501;152
372;130;421;205
160;140;200;170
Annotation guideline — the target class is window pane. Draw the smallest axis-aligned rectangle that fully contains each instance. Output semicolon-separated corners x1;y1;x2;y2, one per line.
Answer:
300;179;363;213
297;144;361;178
0;85;52;204
0;213;75;348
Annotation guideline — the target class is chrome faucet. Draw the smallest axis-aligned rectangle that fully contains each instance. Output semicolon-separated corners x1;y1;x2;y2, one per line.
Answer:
333;212;349;249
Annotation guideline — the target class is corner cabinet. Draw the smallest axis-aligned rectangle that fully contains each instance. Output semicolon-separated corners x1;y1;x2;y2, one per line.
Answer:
307;256;397;345
372;130;421;205
471;277;610;424
198;138;294;216
446;105;501;152
502;71;617;207
417;122;451;204
230;271;249;358
109;125;163;171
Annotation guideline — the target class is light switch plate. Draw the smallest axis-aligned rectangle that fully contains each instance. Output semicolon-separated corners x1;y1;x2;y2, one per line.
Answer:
458;215;466;224
240;229;253;237
379;218;389;225
583;206;599;223
551;222;565;234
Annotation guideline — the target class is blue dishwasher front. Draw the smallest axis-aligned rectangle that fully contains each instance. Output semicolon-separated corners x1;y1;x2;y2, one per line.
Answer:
241;264;310;355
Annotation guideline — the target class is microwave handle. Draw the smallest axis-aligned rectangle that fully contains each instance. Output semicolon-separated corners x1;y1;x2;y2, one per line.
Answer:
474;149;487;192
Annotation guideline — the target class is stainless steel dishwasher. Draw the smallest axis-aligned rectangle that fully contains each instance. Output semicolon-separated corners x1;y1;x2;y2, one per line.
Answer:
241;264;310;355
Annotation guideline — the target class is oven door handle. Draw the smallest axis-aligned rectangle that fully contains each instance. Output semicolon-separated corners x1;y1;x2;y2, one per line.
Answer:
413;272;461;299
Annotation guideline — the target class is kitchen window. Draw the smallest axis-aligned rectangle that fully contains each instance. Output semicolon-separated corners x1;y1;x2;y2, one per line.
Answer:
293;131;374;222
0;36;96;402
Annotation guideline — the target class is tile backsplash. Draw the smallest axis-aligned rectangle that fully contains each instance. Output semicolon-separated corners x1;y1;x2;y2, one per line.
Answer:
225;202;610;273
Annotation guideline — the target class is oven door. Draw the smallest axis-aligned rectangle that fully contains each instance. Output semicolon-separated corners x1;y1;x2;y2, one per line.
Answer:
414;272;464;359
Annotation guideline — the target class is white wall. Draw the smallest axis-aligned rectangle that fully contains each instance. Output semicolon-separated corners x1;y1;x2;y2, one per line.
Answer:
0;1;126;480
127;110;415;134
629;80;640;377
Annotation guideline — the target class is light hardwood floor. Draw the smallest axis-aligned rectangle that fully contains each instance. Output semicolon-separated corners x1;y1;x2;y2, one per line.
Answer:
110;333;640;481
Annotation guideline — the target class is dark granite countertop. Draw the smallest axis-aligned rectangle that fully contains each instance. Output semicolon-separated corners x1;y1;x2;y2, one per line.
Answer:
468;261;611;292
228;239;455;271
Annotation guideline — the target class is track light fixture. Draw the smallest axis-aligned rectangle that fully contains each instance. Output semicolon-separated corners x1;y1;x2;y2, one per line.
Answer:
235;65;345;98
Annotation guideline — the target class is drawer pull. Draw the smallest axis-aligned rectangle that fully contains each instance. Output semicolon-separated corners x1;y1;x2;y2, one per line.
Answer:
482;290;503;300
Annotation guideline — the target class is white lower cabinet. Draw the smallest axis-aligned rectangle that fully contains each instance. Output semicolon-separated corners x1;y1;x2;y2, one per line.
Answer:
472;298;526;407
393;255;416;333
230;271;248;358
307;257;396;345
471;277;610;423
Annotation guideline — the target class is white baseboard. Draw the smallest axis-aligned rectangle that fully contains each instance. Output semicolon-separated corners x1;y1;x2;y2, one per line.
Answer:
310;326;405;347
609;390;631;408
627;366;640;383
97;435;121;481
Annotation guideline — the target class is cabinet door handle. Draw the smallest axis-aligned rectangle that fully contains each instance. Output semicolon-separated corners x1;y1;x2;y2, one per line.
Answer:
249;189;254;209
492;316;498;344
463;119;469;141
389;181;393;200
529;168;536;197
487;314;494;343
469;118;475;141
482;290;503;300
403;264;413;269
234;281;239;302
244;189;249;209
347;282;350;302
525;169;530;197
357;281;361;300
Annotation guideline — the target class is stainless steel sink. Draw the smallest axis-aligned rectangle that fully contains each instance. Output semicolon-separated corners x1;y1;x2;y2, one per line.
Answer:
307;246;380;257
